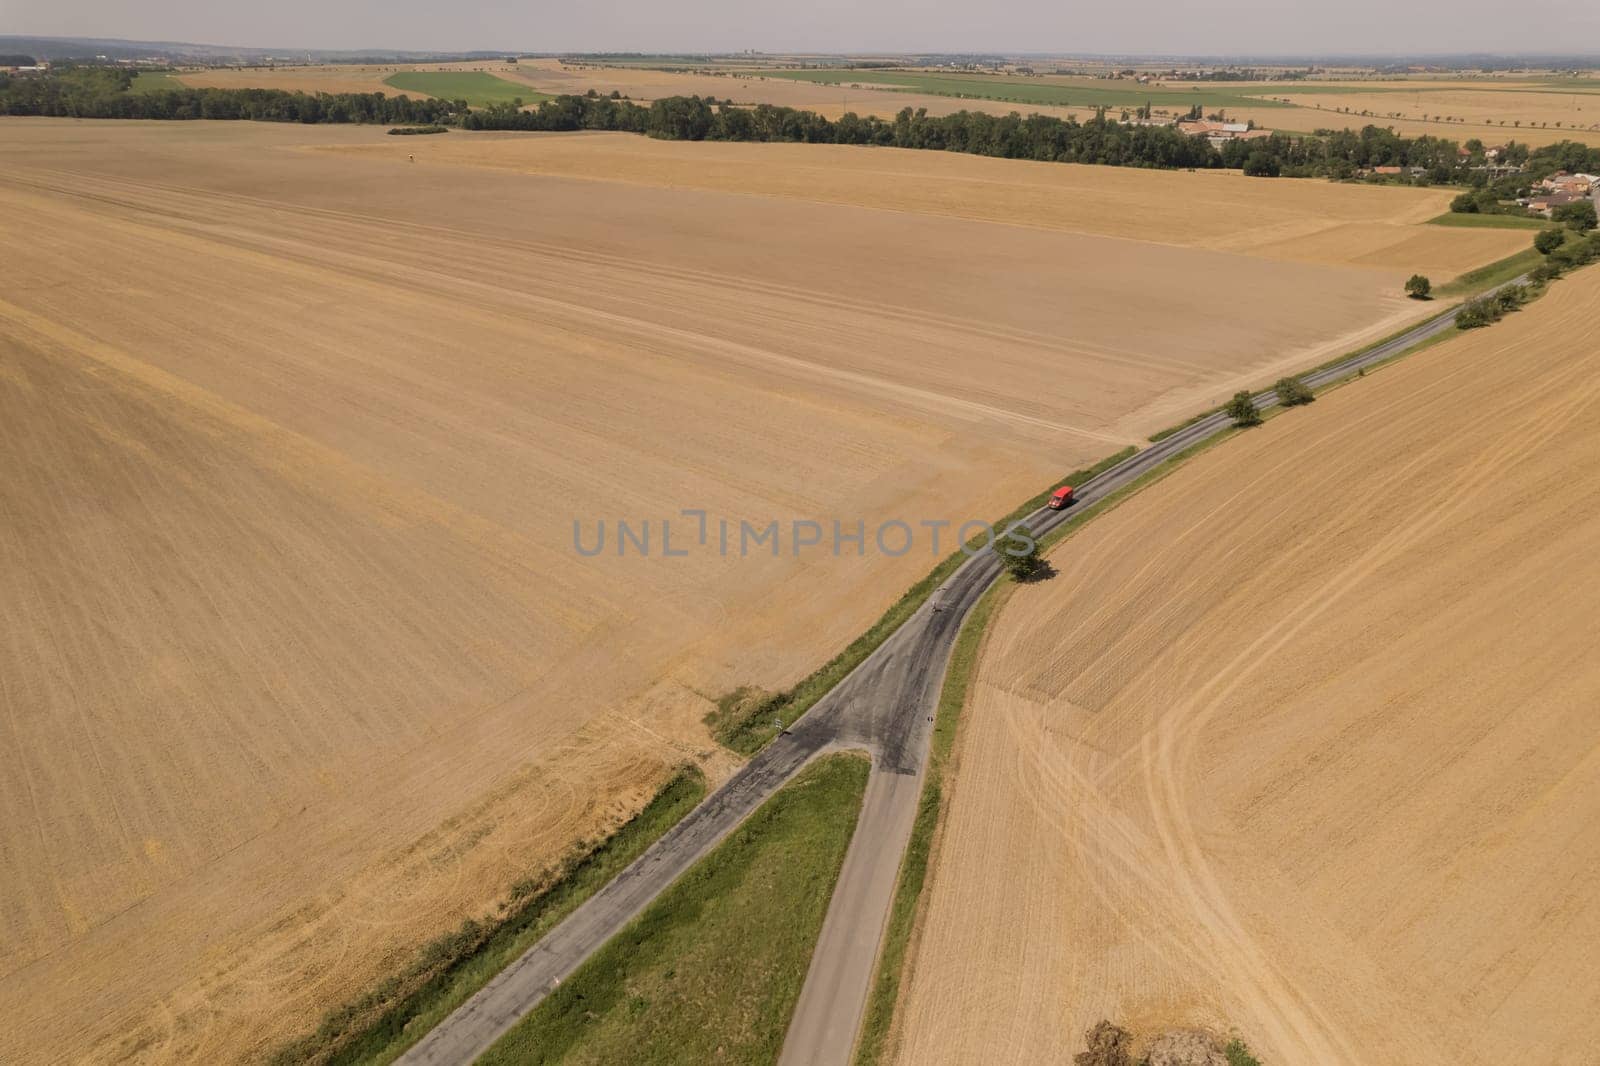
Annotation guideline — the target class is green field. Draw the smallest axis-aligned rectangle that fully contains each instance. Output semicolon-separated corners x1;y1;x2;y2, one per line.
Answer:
748;69;1290;113
1427;211;1549;229
383;71;549;108
127;70;187;94
479;753;870;1066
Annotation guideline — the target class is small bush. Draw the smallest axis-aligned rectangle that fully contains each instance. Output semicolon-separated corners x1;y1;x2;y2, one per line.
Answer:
1550;243;1583;269
1274;377;1314;406
1495;284;1529;311
1225;1040;1264;1066
1404;274;1431;299
1553;200;1598;231
1530;261;1563;284
1534;227;1567;255
1226;390;1261;427
1449;191;1479;213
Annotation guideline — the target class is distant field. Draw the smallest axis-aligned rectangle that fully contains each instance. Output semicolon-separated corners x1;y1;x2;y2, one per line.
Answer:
364;132;1529;286
723;69;1600;143
382;71;547;107
127;70;186;94
165;61;1600;143
753;68;1290;113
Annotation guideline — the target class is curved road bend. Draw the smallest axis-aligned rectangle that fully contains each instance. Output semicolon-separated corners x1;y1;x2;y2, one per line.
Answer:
399;300;1482;1066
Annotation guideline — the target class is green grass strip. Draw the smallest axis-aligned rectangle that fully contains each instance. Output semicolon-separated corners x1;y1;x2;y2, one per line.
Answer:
1425;211;1547;230
479;753;872;1066
707;446;1135;755
1436;246;1543;297
272;767;708;1066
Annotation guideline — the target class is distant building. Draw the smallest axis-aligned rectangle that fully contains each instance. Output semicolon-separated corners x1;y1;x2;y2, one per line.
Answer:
1175;119;1274;148
1527;191;1588;216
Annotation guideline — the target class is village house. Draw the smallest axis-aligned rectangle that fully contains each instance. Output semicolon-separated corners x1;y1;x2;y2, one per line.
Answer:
1526;191;1589;217
1537;171;1600;197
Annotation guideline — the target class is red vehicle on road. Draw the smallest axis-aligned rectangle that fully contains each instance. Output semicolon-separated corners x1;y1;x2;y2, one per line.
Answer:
1047;485;1075;509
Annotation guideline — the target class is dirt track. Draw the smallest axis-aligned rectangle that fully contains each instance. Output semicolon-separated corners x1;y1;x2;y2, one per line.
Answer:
895;269;1600;1065
0;119;1526;1063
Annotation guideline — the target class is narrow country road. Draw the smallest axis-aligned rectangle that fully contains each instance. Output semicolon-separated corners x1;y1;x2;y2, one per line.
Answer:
398;298;1486;1066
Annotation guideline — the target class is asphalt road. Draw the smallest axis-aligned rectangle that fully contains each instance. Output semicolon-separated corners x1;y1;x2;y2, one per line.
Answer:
397;298;1485;1066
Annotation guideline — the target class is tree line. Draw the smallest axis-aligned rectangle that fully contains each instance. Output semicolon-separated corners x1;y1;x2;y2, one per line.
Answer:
5;69;1598;191
0;67;459;125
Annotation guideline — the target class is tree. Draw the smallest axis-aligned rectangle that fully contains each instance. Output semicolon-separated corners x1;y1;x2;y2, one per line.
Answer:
1274;376;1315;406
1449;191;1479;213
1456;296;1500;329
1405;274;1432;299
1553;200;1598;231
1495;284;1529;312
1535;227;1567;255
1242;150;1280;177
998;540;1049;582
1226;390;1261;427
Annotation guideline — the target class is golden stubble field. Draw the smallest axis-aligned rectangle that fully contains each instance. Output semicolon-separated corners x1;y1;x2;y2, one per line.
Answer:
894;269;1600;1065
352;131;1529;288
176;61;1600;144
0;118;1526;1062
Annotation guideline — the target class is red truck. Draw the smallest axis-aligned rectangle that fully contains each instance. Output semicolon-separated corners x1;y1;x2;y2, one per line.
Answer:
1047;485;1075;509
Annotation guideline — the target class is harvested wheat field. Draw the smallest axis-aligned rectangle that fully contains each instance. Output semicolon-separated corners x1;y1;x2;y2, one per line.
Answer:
1275;87;1600;141
338;131;1529;281
176;64;402;96
0;118;1522;1064
488;58;1093;122
895;269;1600;1066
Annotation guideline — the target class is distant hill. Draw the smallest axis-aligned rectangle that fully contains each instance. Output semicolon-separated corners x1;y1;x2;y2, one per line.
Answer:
0;35;532;65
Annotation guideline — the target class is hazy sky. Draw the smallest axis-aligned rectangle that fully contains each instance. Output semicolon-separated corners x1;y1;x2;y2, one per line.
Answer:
6;0;1599;57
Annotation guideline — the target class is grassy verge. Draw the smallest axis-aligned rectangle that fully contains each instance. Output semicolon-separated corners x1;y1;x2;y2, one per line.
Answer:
479;753;871;1066
852;582;1002;1066
272;767;708;1066
1147;404;1224;443
706;447;1135;755
1436;246;1542;297
383;71;551;108
1425;211;1546;229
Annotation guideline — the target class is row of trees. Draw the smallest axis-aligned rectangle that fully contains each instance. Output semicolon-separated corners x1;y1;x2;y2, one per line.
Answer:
467;94;1600;184
460;93;1222;167
0;67;460;125
6;71;1599;191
